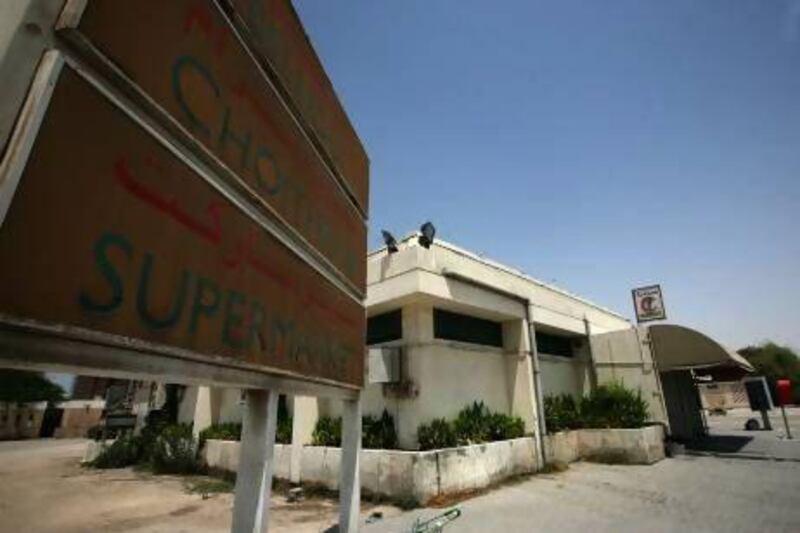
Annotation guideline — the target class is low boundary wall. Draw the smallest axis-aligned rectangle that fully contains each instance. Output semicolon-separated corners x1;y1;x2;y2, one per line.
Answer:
204;437;538;504
544;425;665;465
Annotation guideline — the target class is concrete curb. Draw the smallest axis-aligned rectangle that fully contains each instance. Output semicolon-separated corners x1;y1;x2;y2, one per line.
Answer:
684;450;800;463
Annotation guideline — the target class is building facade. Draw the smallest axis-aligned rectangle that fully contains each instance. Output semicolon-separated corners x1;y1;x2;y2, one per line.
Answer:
183;233;751;450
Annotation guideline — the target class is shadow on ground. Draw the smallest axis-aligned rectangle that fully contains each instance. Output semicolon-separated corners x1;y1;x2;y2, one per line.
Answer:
687;435;754;453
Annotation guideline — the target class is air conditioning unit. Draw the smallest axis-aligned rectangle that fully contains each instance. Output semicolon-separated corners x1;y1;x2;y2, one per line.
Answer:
368;346;402;384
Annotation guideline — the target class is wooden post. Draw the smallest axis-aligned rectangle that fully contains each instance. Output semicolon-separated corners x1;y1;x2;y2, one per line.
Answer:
338;395;362;532
231;389;278;533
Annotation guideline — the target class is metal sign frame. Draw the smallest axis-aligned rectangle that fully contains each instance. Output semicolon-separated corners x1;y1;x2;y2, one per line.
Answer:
0;3;367;528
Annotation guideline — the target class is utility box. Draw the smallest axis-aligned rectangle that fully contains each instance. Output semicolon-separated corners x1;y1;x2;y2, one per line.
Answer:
776;379;793;406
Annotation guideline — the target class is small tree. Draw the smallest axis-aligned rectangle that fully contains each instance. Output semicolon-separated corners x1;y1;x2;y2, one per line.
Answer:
738;342;800;404
0;369;65;404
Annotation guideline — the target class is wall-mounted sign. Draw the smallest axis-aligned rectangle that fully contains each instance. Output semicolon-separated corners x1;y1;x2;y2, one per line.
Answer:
632;284;666;323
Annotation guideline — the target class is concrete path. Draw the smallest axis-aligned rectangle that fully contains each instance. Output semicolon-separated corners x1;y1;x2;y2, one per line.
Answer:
691;407;800;461
366;455;800;533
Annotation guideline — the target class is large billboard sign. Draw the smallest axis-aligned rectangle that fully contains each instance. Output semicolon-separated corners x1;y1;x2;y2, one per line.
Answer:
0;1;368;392
70;0;365;293
223;0;370;215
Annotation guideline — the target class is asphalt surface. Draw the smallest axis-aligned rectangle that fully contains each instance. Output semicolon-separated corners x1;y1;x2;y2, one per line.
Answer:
367;454;800;533
693;407;800;461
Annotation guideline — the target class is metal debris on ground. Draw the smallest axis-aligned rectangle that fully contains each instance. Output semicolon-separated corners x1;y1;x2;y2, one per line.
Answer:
409;507;462;532
287;487;304;503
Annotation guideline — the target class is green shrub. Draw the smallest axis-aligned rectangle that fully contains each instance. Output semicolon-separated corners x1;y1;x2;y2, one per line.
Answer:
579;382;648;429
198;422;242;449
417;418;457;450
276;415;292;445
417;401;526;450
486;412;525;440
92;435;144;469
362;409;398;449
150;423;200;475
452;401;491;445
312;416;342;447
544;394;581;432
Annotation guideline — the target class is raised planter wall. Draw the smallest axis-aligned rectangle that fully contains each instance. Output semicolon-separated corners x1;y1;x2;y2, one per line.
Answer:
203;437;538;504
544;425;665;465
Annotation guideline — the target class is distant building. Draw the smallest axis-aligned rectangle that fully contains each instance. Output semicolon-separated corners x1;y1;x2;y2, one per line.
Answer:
0;401;47;440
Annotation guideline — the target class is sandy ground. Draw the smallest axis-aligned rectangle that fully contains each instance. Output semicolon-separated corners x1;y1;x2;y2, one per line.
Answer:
0;439;399;533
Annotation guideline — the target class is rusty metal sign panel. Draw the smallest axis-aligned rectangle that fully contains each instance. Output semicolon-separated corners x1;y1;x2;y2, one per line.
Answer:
73;0;366;292
223;0;369;215
0;67;365;388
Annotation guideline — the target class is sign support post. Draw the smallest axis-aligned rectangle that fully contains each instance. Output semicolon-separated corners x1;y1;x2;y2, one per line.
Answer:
232;389;279;533
339;395;362;532
780;405;793;439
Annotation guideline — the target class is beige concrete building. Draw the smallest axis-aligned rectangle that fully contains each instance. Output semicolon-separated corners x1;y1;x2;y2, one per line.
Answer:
183;233;752;451
0;401;46;440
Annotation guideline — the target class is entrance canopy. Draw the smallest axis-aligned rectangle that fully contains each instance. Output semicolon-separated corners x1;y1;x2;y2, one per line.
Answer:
649;325;753;374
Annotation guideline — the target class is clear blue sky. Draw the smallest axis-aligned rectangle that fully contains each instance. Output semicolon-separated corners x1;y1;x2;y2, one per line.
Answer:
294;0;800;351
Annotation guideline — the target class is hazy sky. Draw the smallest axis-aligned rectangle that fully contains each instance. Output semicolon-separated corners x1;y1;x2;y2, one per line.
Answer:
293;0;800;351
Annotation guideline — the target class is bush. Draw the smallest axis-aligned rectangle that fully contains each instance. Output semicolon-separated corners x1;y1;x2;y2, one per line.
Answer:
198;416;291;448
92;435;144;469
362;409;398;449
311;411;399;449
198;422;242;449
417;418;457;451
579;383;648;429
486;412;525;441
312;416;342;447
276;415;292;445
453;401;491;445
544;394;581;432
150;423;200;474
417;401;527;450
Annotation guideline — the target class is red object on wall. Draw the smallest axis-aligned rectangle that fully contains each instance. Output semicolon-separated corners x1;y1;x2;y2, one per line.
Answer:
777;379;793;406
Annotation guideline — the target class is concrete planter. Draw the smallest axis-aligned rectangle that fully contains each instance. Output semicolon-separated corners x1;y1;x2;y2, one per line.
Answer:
203;437;537;504
82;439;115;464
544;425;665;465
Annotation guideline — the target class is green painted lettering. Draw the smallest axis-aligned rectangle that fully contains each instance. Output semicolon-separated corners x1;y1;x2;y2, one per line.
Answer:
136;253;189;329
78;232;132;313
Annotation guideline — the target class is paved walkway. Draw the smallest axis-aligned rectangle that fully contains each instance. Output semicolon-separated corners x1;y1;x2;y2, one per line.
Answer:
366;455;800;533
690;407;800;461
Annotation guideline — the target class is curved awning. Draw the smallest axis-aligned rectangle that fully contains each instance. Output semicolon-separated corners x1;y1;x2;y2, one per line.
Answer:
648;324;754;373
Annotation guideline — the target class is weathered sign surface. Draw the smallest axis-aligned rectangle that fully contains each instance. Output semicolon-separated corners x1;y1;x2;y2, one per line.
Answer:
223;0;369;215
0;67;365;387
76;0;366;291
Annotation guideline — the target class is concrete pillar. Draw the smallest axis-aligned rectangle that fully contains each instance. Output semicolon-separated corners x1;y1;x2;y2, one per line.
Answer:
503;319;538;434
338;396;362;532
289;395;318;483
231;389;278;533
192;386;213;439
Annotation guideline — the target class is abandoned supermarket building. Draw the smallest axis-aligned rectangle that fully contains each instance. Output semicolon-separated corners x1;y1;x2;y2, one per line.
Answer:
182;232;753;451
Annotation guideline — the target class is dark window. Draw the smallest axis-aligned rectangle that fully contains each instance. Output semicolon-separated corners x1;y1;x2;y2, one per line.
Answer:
367;310;402;345
535;331;574;358
433;308;503;348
